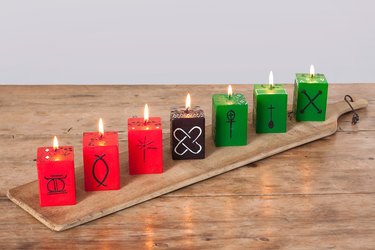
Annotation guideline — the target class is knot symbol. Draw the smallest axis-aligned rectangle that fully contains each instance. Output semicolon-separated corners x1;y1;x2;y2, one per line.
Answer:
173;126;202;156
92;154;109;187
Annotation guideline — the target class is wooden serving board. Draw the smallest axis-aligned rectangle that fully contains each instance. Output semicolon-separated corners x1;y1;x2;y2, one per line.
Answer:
7;98;368;231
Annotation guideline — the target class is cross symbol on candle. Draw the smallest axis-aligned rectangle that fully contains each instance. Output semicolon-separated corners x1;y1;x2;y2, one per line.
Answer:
137;136;157;163
300;90;322;114
268;104;275;129
226;110;236;138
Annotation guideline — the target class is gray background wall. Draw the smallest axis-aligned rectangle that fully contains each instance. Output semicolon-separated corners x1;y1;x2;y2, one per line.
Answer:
0;0;374;84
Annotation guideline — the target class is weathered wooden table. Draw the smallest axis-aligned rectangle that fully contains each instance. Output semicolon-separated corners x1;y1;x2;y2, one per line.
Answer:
0;84;374;249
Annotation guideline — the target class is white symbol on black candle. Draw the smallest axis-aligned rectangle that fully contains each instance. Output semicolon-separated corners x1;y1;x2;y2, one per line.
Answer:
268;104;275;129
44;175;67;195
137;136;157;163
173;126;202;156
92;153;109;187
226;110;236;138
300;90;322;114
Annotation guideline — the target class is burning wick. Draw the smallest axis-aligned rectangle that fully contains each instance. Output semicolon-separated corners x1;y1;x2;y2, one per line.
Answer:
53;136;59;152
310;64;315;78
98;118;104;139
269;70;274;89
185;93;191;113
144;104;149;125
228;85;233;99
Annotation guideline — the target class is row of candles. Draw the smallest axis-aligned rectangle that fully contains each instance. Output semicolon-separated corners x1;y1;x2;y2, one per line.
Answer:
37;65;329;206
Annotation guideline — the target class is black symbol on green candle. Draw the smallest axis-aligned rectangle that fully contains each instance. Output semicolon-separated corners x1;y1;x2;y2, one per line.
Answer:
92;154;109;187
137;136;157;163
268;104;275;129
45;175;67;194
226;110;236;138
300;90;322;114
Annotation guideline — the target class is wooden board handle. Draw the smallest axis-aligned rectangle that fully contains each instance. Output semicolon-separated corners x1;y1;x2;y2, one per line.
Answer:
7;98;369;231
331;98;368;120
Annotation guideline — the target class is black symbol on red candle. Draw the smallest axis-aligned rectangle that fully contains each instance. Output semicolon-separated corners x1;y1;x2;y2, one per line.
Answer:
92;154;109;187
61;147;73;156
137;136;157;163
88;138;96;147
268;104;275;129
173;126;202;156
132;120;161;127
300;90;322;114
226;110;236;138
44;175;67;195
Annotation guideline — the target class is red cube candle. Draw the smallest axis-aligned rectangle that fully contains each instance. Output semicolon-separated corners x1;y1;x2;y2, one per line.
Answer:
36;136;76;207
128;104;163;174
83;118;120;191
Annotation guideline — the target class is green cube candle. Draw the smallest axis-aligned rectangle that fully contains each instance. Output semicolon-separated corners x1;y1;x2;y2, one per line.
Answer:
212;86;248;146
293;66;329;121
253;83;288;133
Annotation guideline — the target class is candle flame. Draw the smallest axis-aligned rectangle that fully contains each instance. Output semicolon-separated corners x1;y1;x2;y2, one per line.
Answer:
185;93;191;110
269;70;274;88
144;104;149;123
228;85;233;97
310;64;315;77
98;118;104;137
53;136;59;150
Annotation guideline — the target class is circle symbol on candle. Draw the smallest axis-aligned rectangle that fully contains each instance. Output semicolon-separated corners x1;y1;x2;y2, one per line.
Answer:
44;175;67;194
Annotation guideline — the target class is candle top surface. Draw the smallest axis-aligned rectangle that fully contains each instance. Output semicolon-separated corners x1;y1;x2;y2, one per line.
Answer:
170;106;205;119
296;73;328;84
37;146;74;162
128;117;162;130
212;93;248;105
254;84;287;95
83;131;118;147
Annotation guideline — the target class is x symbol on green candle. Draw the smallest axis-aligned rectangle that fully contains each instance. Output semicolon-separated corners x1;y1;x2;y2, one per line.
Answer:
300;90;322;114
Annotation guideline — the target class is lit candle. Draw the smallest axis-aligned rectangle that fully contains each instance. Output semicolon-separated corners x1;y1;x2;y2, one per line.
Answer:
212;85;248;146
83;118;120;191
253;71;288;133
128;104;163;174
36;136;76;206
293;64;329;121
170;93;205;160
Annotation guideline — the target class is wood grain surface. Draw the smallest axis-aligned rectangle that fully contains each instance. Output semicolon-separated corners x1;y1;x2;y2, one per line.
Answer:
6;98;368;231
0;84;374;249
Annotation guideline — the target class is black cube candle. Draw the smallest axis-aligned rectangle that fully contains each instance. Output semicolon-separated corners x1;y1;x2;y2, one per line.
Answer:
170;94;205;160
